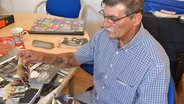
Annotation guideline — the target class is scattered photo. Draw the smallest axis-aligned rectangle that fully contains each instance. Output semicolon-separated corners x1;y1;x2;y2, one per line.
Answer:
57;37;88;48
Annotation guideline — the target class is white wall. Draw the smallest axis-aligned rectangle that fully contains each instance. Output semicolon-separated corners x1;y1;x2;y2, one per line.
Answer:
0;0;102;13
0;0;41;13
84;0;102;12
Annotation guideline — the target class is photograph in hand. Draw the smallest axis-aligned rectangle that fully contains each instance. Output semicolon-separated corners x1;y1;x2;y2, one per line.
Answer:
0;57;60;84
0;59;17;80
16;57;30;87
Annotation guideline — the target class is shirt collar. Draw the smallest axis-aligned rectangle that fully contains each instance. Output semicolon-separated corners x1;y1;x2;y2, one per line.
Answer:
123;23;145;50
108;23;145;50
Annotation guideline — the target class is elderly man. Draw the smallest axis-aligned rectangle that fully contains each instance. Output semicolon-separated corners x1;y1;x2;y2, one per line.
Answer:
17;0;170;103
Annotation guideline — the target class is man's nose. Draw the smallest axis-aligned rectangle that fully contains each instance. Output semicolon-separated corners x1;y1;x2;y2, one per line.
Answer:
102;18;111;28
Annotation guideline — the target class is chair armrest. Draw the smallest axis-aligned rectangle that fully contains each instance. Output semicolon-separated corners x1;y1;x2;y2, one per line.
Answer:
81;5;103;38
34;0;47;13
78;0;85;19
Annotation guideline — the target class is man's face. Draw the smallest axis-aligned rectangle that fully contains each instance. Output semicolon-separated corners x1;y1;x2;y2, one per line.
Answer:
102;4;135;39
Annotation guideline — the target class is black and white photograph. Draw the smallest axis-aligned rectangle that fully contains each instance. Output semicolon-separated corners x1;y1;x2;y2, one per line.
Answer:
29;63;60;84
0;59;17;80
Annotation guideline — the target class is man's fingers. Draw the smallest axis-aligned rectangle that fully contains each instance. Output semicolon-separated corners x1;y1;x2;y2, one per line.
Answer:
16;49;27;60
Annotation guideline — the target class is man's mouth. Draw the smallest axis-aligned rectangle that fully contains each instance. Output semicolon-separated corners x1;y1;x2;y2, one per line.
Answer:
105;28;115;34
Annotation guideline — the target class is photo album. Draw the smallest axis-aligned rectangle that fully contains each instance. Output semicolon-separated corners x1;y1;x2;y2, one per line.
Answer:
29;18;85;35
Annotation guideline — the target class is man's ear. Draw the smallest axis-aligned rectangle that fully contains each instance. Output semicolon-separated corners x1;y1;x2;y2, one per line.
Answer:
132;12;142;26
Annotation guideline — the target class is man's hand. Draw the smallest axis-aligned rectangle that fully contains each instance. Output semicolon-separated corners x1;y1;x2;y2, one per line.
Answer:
16;49;44;65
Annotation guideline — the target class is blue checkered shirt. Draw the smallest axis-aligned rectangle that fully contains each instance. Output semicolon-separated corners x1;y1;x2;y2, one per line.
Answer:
74;24;170;104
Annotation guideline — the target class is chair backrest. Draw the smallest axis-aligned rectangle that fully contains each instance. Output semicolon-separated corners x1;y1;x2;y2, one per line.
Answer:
168;76;175;104
46;0;81;18
80;64;94;75
34;0;84;18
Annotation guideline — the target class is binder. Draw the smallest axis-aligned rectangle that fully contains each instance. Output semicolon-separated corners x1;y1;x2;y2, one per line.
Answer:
0;14;15;29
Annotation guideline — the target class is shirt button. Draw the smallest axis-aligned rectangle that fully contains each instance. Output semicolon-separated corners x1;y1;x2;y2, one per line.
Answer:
110;64;113;67
102;86;105;90
125;49;128;52
115;51;119;55
104;75;107;80
97;96;99;100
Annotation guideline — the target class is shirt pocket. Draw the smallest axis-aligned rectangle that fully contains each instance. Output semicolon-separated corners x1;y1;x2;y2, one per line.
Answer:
114;72;137;88
116;78;134;88
111;74;137;103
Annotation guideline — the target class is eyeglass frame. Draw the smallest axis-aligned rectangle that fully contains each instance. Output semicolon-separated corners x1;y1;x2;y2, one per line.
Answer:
99;9;140;24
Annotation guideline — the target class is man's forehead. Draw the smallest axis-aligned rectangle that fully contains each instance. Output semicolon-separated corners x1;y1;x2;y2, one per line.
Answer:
104;4;126;14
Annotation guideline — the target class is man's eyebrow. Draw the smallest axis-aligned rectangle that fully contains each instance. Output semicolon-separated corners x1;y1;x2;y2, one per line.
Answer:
104;13;119;18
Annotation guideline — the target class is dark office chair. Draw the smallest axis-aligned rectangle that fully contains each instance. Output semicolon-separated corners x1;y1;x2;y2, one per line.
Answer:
34;0;85;18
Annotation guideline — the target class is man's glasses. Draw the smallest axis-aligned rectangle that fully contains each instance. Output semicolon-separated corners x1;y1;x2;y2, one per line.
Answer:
99;9;138;24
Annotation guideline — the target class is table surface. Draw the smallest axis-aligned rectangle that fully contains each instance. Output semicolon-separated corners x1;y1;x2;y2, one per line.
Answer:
0;13;89;104
0;13;89;53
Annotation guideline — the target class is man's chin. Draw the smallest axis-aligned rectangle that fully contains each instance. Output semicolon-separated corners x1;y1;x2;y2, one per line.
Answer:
108;33;116;39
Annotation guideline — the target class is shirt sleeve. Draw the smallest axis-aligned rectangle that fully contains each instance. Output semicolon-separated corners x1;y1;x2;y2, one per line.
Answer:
74;30;102;64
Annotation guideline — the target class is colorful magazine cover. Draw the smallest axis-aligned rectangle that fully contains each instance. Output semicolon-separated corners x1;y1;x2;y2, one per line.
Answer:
29;18;85;35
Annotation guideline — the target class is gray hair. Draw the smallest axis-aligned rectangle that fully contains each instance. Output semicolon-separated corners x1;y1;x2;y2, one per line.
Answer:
101;0;144;15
